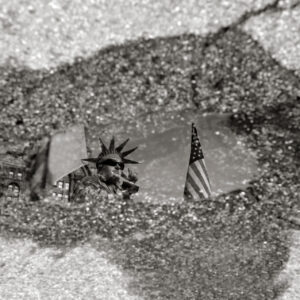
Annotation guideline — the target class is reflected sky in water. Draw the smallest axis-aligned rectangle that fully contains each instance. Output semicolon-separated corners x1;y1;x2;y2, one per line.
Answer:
88;110;258;203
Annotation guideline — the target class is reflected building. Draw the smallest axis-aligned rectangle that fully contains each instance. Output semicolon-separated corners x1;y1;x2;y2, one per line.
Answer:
51;178;71;202
0;152;94;202
0;154;27;200
49;165;95;202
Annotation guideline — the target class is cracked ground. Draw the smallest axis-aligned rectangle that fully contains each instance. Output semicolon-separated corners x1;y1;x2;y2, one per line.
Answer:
0;0;300;299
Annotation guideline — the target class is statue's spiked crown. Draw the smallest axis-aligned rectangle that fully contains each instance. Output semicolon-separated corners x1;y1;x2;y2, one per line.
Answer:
83;137;139;170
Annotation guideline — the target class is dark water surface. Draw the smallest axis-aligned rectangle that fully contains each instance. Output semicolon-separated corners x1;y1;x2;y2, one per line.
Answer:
88;109;258;203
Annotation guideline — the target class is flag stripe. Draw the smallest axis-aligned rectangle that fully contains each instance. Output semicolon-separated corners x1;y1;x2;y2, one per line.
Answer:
186;173;206;200
185;181;199;199
199;159;211;188
193;160;211;194
190;162;211;196
188;167;209;198
192;161;210;194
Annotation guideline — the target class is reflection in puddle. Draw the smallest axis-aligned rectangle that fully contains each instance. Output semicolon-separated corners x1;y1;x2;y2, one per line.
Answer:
89;110;258;203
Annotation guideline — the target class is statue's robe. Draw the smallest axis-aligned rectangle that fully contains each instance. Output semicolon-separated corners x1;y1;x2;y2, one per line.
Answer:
72;175;115;202
72;170;138;203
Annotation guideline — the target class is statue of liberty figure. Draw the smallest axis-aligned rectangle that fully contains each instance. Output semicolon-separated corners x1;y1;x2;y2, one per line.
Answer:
73;137;139;202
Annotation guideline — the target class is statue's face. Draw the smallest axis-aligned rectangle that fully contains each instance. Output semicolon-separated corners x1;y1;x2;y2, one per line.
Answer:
98;159;124;183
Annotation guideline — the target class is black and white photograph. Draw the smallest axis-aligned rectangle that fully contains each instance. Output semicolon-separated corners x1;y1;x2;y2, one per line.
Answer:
0;0;299;299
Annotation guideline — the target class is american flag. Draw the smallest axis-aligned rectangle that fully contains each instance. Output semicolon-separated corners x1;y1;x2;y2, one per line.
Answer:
184;123;212;200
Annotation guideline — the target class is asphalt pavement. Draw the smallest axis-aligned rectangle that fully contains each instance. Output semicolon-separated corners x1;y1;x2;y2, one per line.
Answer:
0;1;299;299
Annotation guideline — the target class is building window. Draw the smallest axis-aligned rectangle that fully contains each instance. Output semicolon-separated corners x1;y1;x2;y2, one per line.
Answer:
8;171;14;178
64;194;69;200
52;192;57;197
58;181;63;189
65;182;69;190
17;173;22;180
13;186;19;197
7;183;20;198
57;193;63;198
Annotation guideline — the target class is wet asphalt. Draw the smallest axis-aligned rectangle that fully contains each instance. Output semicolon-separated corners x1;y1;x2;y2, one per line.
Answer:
0;1;300;299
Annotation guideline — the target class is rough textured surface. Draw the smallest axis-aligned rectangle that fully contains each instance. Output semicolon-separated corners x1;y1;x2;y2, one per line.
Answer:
1;29;299;142
0;237;140;300
0;28;299;299
0;0;300;299
0;0;273;69
244;5;300;71
278;231;300;300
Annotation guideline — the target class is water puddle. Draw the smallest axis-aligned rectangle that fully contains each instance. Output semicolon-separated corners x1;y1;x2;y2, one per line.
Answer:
88;110;258;203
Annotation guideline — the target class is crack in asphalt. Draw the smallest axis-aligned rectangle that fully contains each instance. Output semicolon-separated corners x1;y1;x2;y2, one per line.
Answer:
289;0;300;9
189;0;300;108
202;0;291;52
